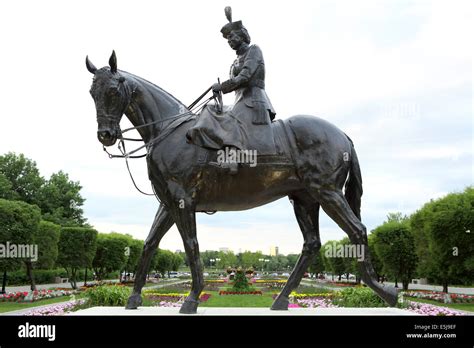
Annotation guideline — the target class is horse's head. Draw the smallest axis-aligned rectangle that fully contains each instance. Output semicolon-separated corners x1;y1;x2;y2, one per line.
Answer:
86;51;132;146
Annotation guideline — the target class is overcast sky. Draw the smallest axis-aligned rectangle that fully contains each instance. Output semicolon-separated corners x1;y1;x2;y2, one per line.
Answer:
0;0;472;255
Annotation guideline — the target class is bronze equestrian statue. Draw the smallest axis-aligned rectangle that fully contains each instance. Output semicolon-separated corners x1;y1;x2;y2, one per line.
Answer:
86;7;398;314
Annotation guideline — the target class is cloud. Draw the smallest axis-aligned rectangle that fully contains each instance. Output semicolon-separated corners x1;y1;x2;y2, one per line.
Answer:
1;0;472;255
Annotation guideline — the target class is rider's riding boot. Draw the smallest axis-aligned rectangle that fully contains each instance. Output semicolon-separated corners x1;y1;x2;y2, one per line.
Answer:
228;161;238;175
209;160;238;175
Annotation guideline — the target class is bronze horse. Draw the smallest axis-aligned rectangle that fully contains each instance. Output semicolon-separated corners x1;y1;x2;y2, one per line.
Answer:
86;51;398;313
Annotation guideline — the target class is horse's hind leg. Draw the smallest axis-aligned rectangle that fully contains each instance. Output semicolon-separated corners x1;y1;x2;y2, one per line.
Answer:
317;189;398;306
272;194;321;310
126;204;174;309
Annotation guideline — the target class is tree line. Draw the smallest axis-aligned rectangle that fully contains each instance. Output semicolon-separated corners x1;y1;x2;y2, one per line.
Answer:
0;153;182;292
305;187;473;292
197;250;300;273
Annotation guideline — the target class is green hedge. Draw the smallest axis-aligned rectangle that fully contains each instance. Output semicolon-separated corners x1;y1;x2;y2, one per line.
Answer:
5;268;95;286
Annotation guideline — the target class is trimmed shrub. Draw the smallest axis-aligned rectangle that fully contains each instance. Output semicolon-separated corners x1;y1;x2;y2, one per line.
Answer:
333;287;387;308
86;285;131;306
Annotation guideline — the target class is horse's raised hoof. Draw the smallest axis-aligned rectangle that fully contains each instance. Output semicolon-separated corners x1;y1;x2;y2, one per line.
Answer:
271;295;289;310
179;299;199;314
380;285;398;307
125;293;142;309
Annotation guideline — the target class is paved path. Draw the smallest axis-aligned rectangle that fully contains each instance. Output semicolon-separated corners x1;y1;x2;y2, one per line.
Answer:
382;282;474;295
4;278;188;293
300;279;474;294
1;279;189;316
4;280;118;293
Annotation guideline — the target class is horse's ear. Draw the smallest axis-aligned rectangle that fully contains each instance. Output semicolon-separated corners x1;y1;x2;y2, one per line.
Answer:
85;56;97;74
109;50;117;74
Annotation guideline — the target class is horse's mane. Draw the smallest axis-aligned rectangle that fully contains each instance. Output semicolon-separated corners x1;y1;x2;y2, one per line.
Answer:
120;70;187;109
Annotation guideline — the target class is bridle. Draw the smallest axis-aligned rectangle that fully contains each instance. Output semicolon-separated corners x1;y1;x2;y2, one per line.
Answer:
99;84;219;199
102;85;215;159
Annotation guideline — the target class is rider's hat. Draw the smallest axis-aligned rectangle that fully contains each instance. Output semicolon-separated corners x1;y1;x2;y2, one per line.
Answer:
220;6;245;38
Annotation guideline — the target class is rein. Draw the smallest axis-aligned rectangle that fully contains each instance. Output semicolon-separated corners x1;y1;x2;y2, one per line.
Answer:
103;85;214;159
102;85;215;198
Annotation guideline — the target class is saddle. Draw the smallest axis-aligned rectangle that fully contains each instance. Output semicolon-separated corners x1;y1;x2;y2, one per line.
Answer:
190;105;294;169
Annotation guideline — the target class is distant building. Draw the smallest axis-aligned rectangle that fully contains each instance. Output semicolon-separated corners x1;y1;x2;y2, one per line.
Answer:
175;249;182;254
270;246;279;256
219;247;230;253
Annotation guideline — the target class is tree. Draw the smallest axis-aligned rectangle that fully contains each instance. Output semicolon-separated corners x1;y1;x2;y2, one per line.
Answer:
0;153;88;227
410;187;474;292
201;250;219;268
38;171;87;227
368;233;384;283
33;221;61;269
372;220;418;290
322;240;346;281
152;249;175;278
93;233;128;281
216;250;237;269
286;254;299;270
0;199;41;293
0;153;44;205
308;249;325;278
0;173;16;200
124;238;143;279
386;212;409;224
171;253;183;272
240;251;263;269
57;227;98;289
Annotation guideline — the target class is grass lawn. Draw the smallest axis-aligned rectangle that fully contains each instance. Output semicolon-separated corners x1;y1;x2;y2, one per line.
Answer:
405;297;474;313
200;291;276;307
0;293;86;313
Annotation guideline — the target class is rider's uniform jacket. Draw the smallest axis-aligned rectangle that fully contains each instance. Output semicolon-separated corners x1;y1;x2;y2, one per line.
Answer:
220;44;276;125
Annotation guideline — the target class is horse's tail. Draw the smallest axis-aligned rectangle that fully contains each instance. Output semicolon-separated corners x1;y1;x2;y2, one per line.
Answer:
344;137;363;220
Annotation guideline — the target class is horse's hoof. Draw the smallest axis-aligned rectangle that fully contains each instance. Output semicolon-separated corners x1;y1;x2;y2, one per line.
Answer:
179;299;199;314
271;296;289;310
125;293;142;309
380;285;398;307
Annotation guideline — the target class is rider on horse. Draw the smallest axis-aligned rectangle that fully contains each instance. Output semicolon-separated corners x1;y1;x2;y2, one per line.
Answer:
186;7;276;174
213;6;276;125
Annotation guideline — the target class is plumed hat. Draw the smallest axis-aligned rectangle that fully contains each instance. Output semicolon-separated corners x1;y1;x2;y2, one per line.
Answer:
220;6;245;38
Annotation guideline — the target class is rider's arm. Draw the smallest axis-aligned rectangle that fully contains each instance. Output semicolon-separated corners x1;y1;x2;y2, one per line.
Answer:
220;45;262;94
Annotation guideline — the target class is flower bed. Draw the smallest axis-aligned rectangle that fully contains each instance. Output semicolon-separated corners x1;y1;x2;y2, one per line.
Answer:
144;292;211;303
254;280;287;284
80;281;125;290
406;301;466;316
290;292;335;299
0;289;77;303
296;298;338;308
218;290;263;295
325;281;357;287
23;299;87;316
404;291;474;304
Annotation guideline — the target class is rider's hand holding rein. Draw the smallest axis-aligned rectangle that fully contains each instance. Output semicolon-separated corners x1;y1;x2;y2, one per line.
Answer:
212;82;222;92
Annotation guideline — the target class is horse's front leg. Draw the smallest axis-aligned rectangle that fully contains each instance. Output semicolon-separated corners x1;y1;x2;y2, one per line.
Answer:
126;204;174;309
172;201;204;314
